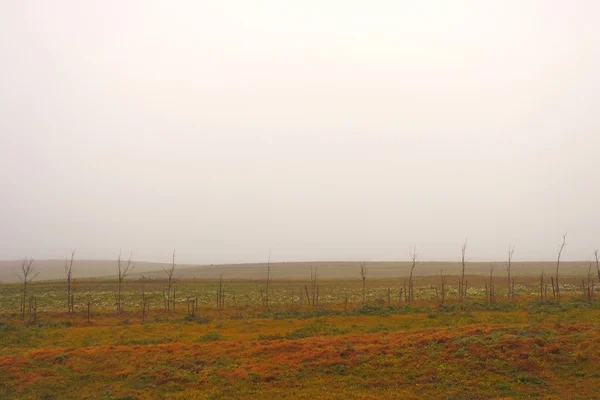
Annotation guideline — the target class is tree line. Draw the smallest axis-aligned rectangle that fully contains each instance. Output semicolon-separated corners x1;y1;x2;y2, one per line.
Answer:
12;234;600;322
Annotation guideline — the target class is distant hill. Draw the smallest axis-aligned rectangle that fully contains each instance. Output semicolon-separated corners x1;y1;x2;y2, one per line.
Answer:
153;261;591;281
0;259;184;283
1;259;592;283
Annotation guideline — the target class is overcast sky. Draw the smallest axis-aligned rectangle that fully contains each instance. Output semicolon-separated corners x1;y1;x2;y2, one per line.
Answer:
1;1;599;264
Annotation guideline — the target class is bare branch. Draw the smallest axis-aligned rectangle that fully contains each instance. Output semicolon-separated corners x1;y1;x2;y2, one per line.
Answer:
65;249;76;313
595;249;600;282
555;233;567;300
460;239;468;300
122;251;135;279
360;262;368;303
408;245;418;302
16;257;37;318
116;249;134;313
507;245;515;299
507;245;515;270
265;249;272;309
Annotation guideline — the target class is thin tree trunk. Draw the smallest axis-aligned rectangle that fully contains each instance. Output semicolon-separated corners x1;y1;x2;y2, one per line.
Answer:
304;285;311;307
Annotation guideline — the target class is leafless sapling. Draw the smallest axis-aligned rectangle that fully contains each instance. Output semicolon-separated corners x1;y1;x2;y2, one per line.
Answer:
459;240;468;300
408;246;418;303
311;266;318;306
16;257;38;318
217;273;225;315
488;262;495;304
65;249;75;314
440;269;447;307
595;249;600;283
28;295;37;323
586;260;594;301
162;249;179;312
306;266;318;307
360;262;368;304
116;250;134;313
264;250;272;309
555;233;567;301
304;284;311;307
142;284;147;321
507;245;515;299
540;270;545;301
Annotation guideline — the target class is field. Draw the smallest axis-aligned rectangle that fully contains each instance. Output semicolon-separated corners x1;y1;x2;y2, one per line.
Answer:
1;261;600;399
0;260;594;283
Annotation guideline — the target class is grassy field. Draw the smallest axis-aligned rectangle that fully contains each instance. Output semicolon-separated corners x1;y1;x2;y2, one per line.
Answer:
0;260;594;282
1;267;599;399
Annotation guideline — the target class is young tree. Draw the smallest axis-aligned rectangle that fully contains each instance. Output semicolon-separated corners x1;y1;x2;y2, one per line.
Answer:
555;234;567;301
595;249;600;283
216;273;225;314
116;250;134;313
506;245;515;299
141;284;147;322
65;249;75;314
488;262;495;304
264;249;272;309
16;257;38;318
306;266;318;307
540;269;545;301
360;262;368;304
460;240;468;300
586;260;594;301
408;246;418;303
439;269;447;307
162;249;179;312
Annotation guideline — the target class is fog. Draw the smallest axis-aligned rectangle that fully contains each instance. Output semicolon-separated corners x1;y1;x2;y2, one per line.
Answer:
1;1;599;264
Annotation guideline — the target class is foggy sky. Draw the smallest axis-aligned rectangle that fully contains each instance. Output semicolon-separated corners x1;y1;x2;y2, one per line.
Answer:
1;1;599;264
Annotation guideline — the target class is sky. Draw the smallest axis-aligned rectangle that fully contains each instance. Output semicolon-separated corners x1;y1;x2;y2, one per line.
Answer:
1;1;599;264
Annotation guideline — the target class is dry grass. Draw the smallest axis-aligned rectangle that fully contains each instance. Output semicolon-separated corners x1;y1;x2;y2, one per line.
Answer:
1;272;599;399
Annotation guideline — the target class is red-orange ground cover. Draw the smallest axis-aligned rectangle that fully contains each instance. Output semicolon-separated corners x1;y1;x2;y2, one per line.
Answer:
1;318;599;399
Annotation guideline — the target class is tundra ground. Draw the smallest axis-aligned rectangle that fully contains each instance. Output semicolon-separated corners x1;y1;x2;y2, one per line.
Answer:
1;277;599;399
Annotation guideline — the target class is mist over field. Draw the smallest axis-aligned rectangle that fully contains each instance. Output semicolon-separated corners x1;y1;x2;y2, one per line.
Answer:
3;3;600;399
1;1;599;265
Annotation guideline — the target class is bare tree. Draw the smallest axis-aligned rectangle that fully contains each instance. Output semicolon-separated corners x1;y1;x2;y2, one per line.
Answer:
488;262;495;304
305;266;318;307
460;240;468;300
65;249;76;314
116;250;134;313
595;249;600;283
28;295;37;323
216;273;225;314
141;284;148;322
586;260;594;301
506;245;515;299
264;249;272;309
408;246;418;303
310;266;318;307
360;262;368;304
439;269;447;307
555;233;567;301
540;269;545;301
162;249;179;312
16;257;38;318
